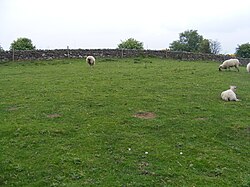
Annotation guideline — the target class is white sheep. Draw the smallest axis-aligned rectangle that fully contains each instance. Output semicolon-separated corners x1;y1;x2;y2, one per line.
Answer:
221;86;239;101
246;62;250;73
219;59;241;72
86;56;95;66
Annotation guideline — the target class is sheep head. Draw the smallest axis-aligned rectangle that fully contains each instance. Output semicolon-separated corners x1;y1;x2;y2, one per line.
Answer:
219;65;223;71
230;86;237;92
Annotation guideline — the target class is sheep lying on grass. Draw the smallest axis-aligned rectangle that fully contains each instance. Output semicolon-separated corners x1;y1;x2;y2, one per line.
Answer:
86;56;95;66
247;63;250;73
221;86;239;101
219;59;241;72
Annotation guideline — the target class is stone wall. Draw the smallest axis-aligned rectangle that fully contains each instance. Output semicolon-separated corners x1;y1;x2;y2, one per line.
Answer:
0;49;249;65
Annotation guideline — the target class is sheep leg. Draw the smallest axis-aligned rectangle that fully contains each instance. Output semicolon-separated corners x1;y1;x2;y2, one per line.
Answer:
235;66;239;72
88;59;94;66
232;98;240;101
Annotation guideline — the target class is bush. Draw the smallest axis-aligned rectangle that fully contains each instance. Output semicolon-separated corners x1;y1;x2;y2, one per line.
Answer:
10;37;36;50
117;38;144;50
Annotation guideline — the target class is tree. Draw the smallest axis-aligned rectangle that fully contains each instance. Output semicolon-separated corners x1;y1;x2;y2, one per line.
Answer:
209;40;221;55
235;43;250;58
198;39;211;54
169;40;188;52
117;38;144;50
169;30;203;52
10;37;36;50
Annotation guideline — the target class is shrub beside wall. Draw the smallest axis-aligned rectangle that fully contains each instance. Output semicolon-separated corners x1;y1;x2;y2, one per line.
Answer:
0;49;249;65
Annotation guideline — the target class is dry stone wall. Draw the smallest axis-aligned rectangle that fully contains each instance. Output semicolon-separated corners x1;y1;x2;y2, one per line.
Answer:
0;49;249;65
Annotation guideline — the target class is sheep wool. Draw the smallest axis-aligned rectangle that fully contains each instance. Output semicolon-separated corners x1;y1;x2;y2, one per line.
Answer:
86;56;95;66
221;86;239;101
219;59;240;72
247;63;250;73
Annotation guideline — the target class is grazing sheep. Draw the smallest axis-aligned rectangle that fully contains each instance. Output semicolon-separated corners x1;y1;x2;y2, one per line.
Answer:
221;86;239;101
247;63;250;73
219;59;241;72
86;56;95;66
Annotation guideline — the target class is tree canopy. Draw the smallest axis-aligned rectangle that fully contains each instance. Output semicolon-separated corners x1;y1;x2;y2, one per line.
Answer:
117;38;144;50
169;30;221;54
235;43;250;58
169;30;203;52
10;37;36;50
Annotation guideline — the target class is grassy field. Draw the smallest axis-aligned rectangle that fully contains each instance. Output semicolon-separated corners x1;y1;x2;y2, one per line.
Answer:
0;57;249;186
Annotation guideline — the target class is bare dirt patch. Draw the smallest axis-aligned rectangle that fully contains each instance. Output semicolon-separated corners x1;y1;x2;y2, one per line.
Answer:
195;117;208;121
6;106;19;111
133;112;156;119
47;114;61;118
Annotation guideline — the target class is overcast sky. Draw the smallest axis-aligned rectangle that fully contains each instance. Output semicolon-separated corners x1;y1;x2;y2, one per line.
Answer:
1;0;250;54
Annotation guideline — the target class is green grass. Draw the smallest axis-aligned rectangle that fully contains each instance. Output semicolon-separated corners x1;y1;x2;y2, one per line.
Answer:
0;57;249;186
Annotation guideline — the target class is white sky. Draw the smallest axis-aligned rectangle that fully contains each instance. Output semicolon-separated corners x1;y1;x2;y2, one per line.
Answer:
1;0;250;54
